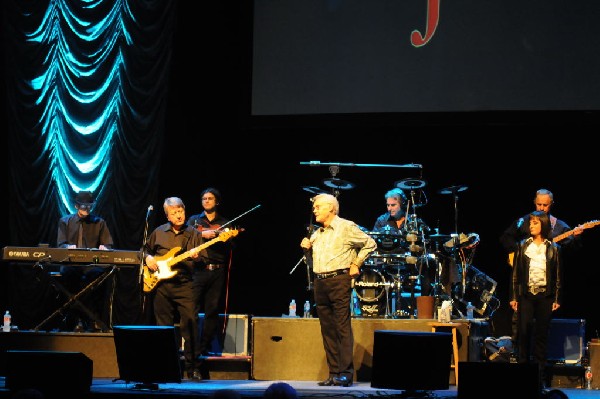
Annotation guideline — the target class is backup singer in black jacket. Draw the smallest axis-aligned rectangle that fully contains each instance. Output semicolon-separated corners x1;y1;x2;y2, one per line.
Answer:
509;210;561;387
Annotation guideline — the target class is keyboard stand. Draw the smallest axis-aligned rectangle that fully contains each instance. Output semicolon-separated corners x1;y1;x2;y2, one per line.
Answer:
34;264;117;332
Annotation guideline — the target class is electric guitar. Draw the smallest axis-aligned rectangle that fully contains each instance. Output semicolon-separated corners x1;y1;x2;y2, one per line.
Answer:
143;229;239;292
507;220;599;267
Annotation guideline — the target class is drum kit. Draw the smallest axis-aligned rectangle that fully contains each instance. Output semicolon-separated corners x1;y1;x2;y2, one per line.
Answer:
298;162;499;318
352;180;497;319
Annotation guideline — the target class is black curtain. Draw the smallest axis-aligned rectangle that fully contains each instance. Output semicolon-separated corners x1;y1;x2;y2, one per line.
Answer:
2;0;175;328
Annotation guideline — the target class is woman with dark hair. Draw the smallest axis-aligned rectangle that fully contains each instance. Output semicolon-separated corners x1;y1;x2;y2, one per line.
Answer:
510;210;562;388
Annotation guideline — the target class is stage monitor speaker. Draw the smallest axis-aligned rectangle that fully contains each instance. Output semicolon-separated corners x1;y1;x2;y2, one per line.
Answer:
113;325;182;387
458;361;541;399
5;350;92;396
371;330;452;391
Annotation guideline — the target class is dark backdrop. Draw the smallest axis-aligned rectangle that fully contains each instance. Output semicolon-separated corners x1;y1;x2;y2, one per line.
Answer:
1;1;599;341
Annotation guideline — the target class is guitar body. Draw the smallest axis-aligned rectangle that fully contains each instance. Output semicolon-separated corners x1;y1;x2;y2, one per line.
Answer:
142;229;241;292
143;246;181;292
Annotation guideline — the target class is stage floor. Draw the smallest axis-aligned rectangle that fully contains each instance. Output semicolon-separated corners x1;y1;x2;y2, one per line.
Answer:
0;377;598;399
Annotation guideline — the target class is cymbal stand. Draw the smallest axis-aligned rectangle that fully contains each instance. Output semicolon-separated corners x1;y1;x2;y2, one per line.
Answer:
387;267;403;318
329;165;340;198
449;192;468;296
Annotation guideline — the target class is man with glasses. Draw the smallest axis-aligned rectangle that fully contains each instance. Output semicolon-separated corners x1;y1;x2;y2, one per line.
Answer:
56;190;114;332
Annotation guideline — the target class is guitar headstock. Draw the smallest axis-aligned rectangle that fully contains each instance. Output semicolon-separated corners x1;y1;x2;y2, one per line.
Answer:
218;228;243;241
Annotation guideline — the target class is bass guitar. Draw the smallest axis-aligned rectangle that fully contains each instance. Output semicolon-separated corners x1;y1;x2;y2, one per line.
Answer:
507;219;599;267
143;229;239;292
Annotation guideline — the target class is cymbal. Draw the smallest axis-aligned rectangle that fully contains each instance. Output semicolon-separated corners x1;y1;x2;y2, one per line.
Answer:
438;185;468;195
302;186;326;195
395;178;426;190
428;233;452;241
323;178;355;190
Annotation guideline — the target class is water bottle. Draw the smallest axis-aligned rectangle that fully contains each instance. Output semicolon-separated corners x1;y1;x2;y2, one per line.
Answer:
585;365;593;389
3;311;11;332
351;289;361;317
303;300;311;318
289;299;296;317
466;302;475;320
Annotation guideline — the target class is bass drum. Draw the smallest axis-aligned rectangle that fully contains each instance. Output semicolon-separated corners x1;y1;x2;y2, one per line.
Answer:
352;268;389;317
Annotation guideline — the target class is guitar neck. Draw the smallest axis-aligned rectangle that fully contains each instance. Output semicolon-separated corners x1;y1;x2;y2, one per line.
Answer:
166;230;237;267
552;220;600;243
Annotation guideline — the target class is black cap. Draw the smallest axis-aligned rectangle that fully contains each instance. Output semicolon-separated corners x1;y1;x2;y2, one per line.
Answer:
75;191;95;205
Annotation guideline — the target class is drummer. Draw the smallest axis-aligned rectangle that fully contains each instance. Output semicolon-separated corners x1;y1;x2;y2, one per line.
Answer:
372;188;409;234
372;187;434;296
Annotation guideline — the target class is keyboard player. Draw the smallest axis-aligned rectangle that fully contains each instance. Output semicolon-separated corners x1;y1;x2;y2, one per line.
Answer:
56;190;114;331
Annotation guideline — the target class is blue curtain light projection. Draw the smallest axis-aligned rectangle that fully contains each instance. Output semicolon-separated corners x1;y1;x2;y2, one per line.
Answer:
3;0;175;327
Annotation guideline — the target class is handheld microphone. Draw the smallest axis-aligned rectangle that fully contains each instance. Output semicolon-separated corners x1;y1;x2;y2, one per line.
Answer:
517;217;524;229
146;205;154;219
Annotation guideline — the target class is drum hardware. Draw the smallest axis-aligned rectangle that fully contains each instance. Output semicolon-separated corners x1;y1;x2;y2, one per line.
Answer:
368;231;405;254
451;265;500;318
427;232;452;242
438;184;469;295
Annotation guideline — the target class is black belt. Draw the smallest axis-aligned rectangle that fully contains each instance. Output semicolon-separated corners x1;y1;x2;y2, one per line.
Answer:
205;264;225;271
315;269;349;280
529;285;546;295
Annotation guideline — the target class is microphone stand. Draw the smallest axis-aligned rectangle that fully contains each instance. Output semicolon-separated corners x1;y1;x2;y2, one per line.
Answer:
140;206;152;314
290;205;315;292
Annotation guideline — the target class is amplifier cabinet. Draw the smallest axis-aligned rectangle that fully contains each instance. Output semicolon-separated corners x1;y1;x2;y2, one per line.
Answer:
547;318;585;365
198;314;250;356
588;341;600;389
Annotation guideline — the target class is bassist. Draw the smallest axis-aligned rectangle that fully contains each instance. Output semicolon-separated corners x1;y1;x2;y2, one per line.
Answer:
144;196;203;380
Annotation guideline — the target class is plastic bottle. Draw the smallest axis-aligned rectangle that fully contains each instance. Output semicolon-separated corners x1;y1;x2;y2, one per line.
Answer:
303;300;311;318
3;311;11;332
585;365;593;389
466;302;475;320
351;289;361;317
289;299;296;317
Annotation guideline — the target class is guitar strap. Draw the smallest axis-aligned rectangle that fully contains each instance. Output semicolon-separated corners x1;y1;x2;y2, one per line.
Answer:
550;215;557;232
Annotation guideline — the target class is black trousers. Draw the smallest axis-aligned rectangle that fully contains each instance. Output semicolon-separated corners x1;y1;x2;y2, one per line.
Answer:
314;273;354;379
516;292;553;371
153;277;199;373
193;267;226;356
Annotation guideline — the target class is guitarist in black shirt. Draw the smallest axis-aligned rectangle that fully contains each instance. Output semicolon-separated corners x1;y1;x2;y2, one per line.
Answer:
499;188;586;348
187;188;235;363
144;196;203;380
501;188;585;264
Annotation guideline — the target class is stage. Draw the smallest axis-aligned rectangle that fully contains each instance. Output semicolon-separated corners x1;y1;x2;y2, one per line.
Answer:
0;377;597;399
0;317;596;398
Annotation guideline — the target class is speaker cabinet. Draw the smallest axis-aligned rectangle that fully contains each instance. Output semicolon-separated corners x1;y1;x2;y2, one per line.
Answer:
113;325;181;385
458;362;541;399
198;313;249;356
547;318;585;364
5;350;92;396
371;330;452;391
